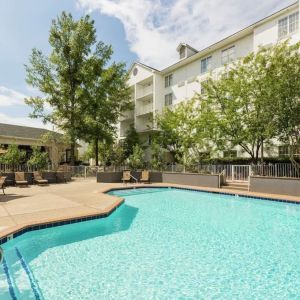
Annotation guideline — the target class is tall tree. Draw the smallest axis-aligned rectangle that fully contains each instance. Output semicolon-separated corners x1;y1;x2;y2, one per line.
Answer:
123;124;140;158
80;42;131;166
268;41;300;172
156;99;210;168
199;45;278;163
25;12;100;165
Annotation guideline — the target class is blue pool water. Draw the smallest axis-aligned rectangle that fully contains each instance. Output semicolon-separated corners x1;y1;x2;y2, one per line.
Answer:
1;188;300;299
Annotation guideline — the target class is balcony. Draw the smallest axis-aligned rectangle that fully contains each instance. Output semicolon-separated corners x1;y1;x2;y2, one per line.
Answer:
120;110;134;121
135;102;153;116
136;84;153;101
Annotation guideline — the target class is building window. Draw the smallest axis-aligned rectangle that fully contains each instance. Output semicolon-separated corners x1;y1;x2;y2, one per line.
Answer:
223;150;237;158
201;56;212;74
278;11;299;39
165;74;173;88
278;145;289;157
278;145;300;157
164;93;173;106
179;47;185;59
221;46;235;65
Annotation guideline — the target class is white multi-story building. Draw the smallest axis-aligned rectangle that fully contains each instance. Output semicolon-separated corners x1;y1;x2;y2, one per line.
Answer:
119;2;300;161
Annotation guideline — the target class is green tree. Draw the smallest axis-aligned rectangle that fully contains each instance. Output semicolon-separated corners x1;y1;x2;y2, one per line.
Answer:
267;41;300;172
25;12;100;165
128;144;144;170
79;42;131;166
40;132;69;170
110;143;125;170
156;99;210;169
150;140;165;171
199;45;279;163
27;146;49;171
1;144;26;169
123;124;140;158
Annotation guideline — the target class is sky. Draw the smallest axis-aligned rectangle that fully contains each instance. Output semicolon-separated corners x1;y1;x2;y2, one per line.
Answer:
0;0;296;129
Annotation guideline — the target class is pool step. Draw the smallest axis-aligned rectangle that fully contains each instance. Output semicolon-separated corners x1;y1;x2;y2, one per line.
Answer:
221;182;249;191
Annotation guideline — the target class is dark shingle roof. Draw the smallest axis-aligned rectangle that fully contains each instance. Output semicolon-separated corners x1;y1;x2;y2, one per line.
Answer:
0;123;57;140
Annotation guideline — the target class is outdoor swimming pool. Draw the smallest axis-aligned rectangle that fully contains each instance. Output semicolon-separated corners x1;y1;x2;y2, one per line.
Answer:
1;187;300;299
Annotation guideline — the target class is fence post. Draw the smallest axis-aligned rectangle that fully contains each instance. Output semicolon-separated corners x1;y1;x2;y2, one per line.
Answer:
231;165;234;181
84;166;87;179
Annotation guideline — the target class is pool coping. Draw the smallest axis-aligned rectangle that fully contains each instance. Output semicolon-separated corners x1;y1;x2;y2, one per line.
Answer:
0;197;124;245
1;182;299;246
100;183;300;204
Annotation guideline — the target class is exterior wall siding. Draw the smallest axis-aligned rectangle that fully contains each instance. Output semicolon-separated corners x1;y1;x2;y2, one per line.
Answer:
120;3;300;160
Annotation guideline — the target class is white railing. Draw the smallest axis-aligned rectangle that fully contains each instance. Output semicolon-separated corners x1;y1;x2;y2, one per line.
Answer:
120;110;134;121
136;84;153;99
135;102;153;116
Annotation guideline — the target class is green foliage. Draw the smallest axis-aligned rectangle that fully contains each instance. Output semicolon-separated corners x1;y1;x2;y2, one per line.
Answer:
156;99;211;167
79;41;132;165
25;12;130;165
1;144;26;166
110;144;125;168
128;144;144;170
150;141;165;170
123;125;140;157
27;146;49;171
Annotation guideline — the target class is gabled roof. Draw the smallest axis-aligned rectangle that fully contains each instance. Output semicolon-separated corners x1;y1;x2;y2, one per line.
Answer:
130;2;298;75
0;123;60;140
128;61;161;74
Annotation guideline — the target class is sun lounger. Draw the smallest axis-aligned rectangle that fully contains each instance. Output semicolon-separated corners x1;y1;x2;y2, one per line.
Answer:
122;170;131;184
33;171;48;185
15;172;28;187
0;176;6;195
140;170;150;184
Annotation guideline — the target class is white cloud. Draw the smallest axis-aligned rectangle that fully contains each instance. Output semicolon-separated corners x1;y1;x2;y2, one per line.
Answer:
0;86;27;107
0;112;52;129
78;0;295;68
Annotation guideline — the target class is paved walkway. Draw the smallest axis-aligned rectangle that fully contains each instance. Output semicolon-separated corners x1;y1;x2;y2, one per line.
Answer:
0;179;299;239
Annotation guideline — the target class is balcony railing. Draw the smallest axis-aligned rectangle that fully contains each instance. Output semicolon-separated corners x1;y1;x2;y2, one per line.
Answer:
136;84;153;99
135;102;153;116
120;110;134;121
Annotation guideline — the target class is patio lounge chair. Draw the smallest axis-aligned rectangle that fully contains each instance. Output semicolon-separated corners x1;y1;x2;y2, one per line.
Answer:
0;176;6;195
140;170;150;184
33;171;48;185
15;172;28;187
122;170;131;184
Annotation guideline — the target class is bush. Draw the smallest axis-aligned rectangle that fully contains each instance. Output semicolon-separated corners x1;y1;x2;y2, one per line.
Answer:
128;144;144;170
1;144;26;166
27;146;49;170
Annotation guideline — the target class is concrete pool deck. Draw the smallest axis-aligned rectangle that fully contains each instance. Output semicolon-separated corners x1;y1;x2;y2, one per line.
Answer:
0;179;299;240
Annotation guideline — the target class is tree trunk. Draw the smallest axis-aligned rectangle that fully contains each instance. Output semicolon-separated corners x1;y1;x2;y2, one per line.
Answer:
260;138;264;164
70;141;76;166
95;138;99;166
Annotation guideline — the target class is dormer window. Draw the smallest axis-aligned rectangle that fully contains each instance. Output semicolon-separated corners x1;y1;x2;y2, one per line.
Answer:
177;43;198;60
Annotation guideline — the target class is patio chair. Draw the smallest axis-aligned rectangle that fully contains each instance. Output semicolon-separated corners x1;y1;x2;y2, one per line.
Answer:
0;176;6;195
33;171;48;185
140;170;150;184
122;170;132;184
15;172;28;187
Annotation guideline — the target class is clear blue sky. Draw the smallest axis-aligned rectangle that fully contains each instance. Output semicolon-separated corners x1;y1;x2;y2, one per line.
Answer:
0;0;295;128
